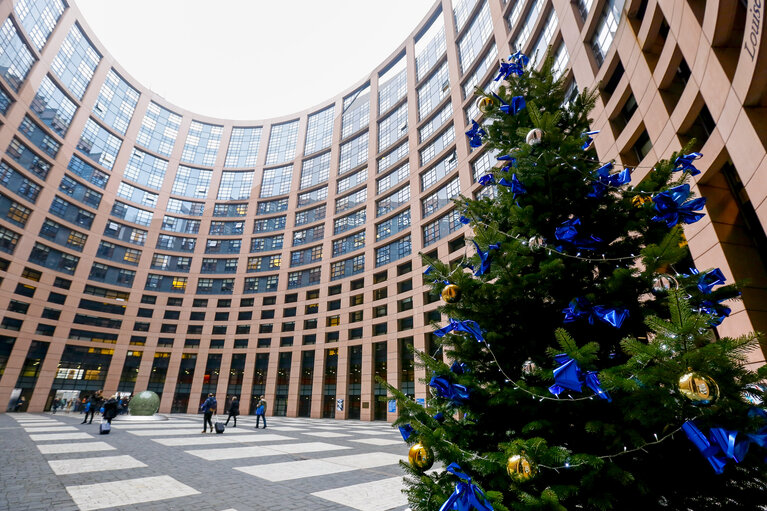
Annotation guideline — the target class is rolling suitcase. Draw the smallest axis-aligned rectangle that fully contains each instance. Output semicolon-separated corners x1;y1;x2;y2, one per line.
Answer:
100;421;111;435
214;416;225;434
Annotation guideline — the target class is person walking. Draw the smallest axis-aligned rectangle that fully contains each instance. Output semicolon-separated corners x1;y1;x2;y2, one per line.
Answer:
13;396;24;412
224;396;239;427
200;393;217;433
81;390;103;424
255;395;267;429
102;395;119;424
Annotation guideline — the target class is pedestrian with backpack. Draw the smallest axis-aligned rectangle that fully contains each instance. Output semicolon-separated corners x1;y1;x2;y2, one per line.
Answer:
255;395;267;429
200;393;217;433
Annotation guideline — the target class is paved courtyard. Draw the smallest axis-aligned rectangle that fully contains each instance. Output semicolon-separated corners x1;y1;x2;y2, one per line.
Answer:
0;412;415;511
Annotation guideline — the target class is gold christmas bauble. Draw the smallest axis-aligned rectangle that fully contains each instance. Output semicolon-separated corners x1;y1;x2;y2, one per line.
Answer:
678;371;719;404
408;443;434;471
507;454;535;481
477;96;494;114
441;283;462;303
525;128;544;146
632;195;651;208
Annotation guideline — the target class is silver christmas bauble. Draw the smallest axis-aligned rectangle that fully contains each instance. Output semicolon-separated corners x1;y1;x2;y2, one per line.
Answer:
526;128;543;145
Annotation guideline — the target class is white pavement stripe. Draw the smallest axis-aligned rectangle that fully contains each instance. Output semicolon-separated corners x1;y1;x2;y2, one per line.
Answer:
48;455;147;475
265;426;302;431
37;442;116;454
127;428;251;436
234;452;404;482
303;431;351;438
29;432;94;441
311;476;408;511
186;442;350;461
66;475;199;511
351;438;403;446
153;433;295;446
14;419;62;424
23;426;79;432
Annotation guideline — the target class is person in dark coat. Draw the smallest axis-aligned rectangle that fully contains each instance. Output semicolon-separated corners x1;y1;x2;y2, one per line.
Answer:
224;396;239;427
102;395;119;424
200;393;217;433
82;390;103;424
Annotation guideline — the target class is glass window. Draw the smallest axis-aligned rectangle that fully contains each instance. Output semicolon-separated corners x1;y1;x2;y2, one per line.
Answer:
341;84;370;139
117;181;158;208
265;120;299;165
453;0;480;31
378;102;408;151
13;0;65;51
166;197;204;216
77;118;122;170
337;167;367;194
339;132;368;174
225;126;261;168
332;230;366;257
419;103;453;143
0;18;35;92
513;0;544;53
136;102;181;156
471;148;501;182
422;176;460;218
334;209;366;235
422;208;463;246
375;235;411;267
124;148;168;190
462;45;498;99
335;187;367;214
421;150;458;191
376;208;411;241
93;69;140;135
218;170;253;200
530;10;558;68
420;127;455;166
415;11;446;81
300;151;331;189
50;23;101;100
591;0;625;67
32;75;77;136
377;161;410;195
457;2;492;73
260;164;293;197
551;42;570;80
171;164;212;198
305;106;334;154
376;184;410;216
295;204;326;226
417;62;449;120
297;185;327;208
377;140;409;174
182;121;223;166
378;56;407;114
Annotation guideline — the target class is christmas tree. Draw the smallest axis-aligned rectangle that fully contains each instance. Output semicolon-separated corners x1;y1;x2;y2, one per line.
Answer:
388;52;767;510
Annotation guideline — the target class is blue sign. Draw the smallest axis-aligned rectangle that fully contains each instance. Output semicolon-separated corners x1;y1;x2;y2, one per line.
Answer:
387;399;396;413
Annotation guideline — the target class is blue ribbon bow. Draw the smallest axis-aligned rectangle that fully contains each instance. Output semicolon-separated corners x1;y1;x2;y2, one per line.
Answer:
494;52;529;81
451;361;469;375
683;421;758;473
466;121;486;148
700;299;731;326
399;424;416;442
683;421;729;474
548;354;611;400
587;163;631;198
674;152;703;176
496;154;517;171
554;218;602;251
581;130;599;150
472;240;501;276
429;375;471;406
434;318;485;343
424;265;434;275
562;297;629;329
492;92;526;115
651;184;707;227
697;268;726;294
439;463;494;511
459;215;471;225
499;173;526;198
478;174;495;186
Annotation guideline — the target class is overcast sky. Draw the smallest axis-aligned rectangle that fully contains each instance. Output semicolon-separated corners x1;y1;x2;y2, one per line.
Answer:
76;0;436;120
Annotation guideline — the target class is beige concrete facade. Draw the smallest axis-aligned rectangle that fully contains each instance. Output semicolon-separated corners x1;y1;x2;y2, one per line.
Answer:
0;0;764;417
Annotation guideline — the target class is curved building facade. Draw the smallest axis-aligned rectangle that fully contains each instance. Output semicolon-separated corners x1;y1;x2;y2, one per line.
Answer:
0;0;765;416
